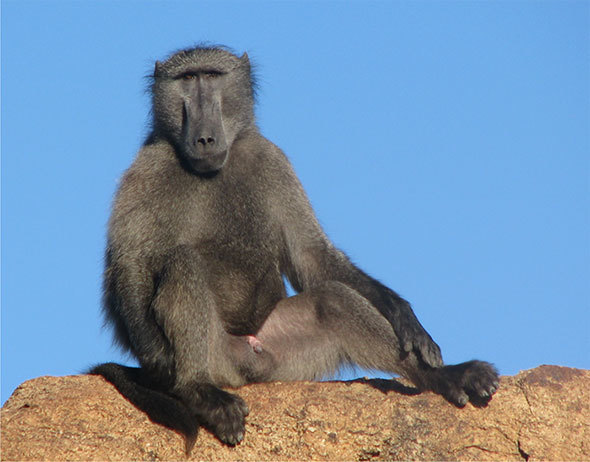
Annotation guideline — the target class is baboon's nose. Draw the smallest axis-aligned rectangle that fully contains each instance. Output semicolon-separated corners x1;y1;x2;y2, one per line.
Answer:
197;136;216;146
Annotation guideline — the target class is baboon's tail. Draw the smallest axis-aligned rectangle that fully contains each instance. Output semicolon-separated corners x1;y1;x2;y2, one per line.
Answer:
89;362;197;454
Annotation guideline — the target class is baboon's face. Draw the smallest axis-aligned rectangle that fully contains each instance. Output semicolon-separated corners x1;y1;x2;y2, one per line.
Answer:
152;50;254;174
176;71;229;172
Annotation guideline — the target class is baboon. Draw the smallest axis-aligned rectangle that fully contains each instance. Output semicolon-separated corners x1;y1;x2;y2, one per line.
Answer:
92;45;499;450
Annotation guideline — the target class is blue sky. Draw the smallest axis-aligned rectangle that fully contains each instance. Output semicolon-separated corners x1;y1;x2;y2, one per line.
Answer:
1;1;588;404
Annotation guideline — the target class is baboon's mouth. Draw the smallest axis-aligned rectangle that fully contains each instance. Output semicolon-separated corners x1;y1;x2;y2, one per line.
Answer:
185;150;228;174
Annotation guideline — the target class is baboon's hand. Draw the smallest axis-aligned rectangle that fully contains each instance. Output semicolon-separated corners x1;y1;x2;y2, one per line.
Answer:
192;386;250;446
390;298;443;368
436;360;500;407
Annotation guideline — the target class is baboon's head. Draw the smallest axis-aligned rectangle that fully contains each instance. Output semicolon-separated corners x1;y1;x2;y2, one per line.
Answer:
151;46;256;173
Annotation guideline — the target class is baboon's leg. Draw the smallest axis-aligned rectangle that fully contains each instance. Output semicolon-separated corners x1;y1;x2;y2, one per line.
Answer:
243;281;498;407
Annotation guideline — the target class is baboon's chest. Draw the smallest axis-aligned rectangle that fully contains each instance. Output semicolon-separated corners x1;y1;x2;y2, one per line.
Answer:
194;183;284;329
189;176;277;250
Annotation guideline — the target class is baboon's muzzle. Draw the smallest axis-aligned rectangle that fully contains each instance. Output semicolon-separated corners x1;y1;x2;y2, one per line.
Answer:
181;98;229;173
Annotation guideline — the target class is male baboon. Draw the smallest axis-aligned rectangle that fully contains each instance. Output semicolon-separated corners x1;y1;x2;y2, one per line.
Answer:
92;45;499;449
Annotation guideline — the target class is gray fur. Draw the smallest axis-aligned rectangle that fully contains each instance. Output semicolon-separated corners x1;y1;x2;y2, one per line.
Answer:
93;46;499;448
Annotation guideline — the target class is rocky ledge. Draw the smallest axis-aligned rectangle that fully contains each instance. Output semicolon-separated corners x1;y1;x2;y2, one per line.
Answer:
1;365;588;461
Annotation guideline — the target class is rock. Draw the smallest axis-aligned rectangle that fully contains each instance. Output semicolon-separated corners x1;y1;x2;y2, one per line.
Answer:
1;365;588;461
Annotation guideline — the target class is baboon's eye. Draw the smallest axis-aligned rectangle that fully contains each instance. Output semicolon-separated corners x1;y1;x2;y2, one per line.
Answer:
203;71;222;79
182;73;197;80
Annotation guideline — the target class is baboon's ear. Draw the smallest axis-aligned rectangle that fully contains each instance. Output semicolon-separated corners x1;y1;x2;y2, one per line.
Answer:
154;61;162;78
240;52;250;68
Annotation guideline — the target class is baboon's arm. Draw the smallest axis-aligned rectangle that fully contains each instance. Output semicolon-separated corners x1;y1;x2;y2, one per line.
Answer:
276;167;443;369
